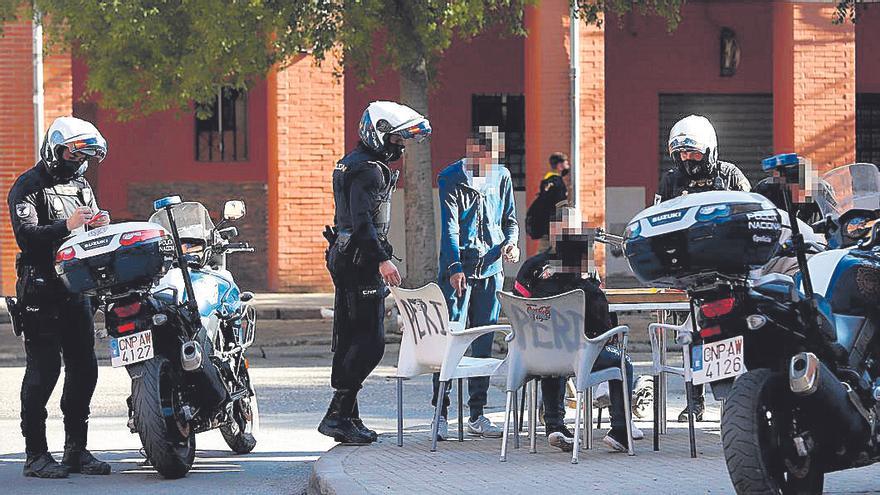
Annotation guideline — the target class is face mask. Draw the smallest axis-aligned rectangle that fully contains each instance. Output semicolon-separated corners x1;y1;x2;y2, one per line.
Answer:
560;168;571;177
385;143;405;162
52;159;88;181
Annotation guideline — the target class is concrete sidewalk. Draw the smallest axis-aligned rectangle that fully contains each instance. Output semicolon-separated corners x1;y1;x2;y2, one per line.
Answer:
308;421;880;494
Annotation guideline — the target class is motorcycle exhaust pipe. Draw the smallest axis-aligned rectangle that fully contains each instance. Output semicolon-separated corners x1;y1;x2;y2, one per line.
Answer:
789;352;819;395
181;340;203;371
181;334;228;409
789;353;870;442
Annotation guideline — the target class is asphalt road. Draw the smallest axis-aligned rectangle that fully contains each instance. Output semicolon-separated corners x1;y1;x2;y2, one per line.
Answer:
0;319;699;494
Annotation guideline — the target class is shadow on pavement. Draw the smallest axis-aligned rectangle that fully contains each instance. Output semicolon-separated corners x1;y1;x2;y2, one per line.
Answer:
0;449;322;494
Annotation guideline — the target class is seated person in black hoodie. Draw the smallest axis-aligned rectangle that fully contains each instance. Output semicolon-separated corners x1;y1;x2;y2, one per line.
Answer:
514;206;640;452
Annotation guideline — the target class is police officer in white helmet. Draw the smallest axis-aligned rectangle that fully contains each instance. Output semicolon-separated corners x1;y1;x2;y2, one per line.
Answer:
658;115;750;201
657;115;750;422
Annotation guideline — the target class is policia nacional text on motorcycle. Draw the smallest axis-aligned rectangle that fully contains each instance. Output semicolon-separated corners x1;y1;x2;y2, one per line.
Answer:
6;117;112;478
320;101;432;444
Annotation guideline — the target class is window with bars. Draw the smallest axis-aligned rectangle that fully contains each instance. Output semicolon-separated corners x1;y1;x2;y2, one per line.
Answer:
857;93;880;165
471;94;526;190
195;88;248;162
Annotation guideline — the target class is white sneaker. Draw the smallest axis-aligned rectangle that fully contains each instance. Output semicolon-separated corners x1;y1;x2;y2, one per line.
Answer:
467;415;503;438
432;416;448;441
631;375;654;419
631;423;644;440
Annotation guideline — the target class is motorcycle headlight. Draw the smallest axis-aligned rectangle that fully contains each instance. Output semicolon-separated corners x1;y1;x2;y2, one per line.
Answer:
624;221;642;239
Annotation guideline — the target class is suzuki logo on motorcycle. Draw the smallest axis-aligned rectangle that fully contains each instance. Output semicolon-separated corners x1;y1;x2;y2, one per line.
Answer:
648;209;685;226
79;235;113;250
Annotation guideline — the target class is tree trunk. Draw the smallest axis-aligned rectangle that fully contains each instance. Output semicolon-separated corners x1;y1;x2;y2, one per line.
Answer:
399;58;437;287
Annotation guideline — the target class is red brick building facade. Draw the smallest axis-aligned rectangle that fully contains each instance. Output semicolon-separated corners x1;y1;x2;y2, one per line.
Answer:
0;1;873;293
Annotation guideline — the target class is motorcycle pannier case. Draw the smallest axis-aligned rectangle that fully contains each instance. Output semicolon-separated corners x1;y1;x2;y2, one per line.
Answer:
55;221;172;295
623;191;782;288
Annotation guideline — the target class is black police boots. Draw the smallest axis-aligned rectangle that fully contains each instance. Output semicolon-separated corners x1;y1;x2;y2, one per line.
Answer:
23;452;69;479
62;429;111;475
351;399;378;442
318;389;373;445
677;397;706;422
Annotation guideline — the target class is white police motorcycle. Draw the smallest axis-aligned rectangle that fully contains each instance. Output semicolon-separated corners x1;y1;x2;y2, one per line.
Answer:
623;156;880;494
55;196;258;478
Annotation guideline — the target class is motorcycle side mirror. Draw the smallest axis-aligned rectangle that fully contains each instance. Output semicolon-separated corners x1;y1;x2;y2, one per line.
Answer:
223;200;246;221
218;226;238;239
240;291;254;302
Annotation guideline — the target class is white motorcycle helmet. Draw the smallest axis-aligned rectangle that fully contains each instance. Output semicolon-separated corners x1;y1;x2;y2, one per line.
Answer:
358;101;431;161
668;115;718;176
39;116;107;181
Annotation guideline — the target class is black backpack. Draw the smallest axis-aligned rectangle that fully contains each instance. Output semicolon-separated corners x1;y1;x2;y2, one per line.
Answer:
525;176;565;239
525;190;554;239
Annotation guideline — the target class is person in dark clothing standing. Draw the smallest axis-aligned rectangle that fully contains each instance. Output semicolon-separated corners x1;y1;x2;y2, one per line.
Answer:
526;152;569;251
657;115;750;202
514;206;641;452
319;101;431;445
659;114;749;421
8;117;111;478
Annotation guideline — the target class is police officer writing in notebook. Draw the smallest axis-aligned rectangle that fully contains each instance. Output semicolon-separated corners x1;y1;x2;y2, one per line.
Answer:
319;101;431;444
7;117;111;478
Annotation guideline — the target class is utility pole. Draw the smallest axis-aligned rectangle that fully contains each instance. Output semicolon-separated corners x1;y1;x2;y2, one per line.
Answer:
32;4;45;160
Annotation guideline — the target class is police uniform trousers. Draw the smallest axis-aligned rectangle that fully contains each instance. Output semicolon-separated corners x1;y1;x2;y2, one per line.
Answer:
20;292;97;455
329;253;387;392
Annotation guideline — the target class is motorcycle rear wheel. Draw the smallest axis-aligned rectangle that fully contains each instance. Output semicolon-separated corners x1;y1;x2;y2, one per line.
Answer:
130;356;196;479
721;368;824;495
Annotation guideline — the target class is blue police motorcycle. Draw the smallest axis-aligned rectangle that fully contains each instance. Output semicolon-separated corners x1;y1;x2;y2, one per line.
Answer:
55;196;257;478
623;156;880;494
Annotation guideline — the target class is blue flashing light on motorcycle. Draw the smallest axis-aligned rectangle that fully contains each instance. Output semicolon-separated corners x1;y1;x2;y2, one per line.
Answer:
153;195;182;211
762;153;800;172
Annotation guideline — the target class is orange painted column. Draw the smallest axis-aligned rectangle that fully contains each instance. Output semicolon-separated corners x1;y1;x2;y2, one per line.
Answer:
773;2;855;174
267;53;344;292
523;2;606;270
0;21;71;295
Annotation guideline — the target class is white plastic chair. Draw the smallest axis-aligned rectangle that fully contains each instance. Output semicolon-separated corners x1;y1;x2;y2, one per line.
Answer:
390;283;510;452
648;313;698;458
497;289;634;463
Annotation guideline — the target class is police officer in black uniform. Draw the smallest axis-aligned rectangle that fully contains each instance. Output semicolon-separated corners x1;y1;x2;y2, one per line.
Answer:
7;117;111;478
658;114;750;421
658;115;750;202
319;101;431;444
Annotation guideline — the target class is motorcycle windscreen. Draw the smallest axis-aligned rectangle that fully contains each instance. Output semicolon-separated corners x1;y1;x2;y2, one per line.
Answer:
816;163;880;220
149;202;216;243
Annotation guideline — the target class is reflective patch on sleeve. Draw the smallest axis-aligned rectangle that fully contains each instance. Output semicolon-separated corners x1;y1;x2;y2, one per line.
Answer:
15;203;30;218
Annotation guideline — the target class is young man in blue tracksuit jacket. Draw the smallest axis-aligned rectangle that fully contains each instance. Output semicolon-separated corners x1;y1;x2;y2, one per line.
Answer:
431;126;519;439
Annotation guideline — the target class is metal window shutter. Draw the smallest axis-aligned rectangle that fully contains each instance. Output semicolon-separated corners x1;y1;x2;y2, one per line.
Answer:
659;94;774;187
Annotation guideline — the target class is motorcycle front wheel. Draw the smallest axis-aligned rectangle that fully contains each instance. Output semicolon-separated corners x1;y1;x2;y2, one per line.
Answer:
721;368;824;495
220;365;258;454
130;356;196;479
